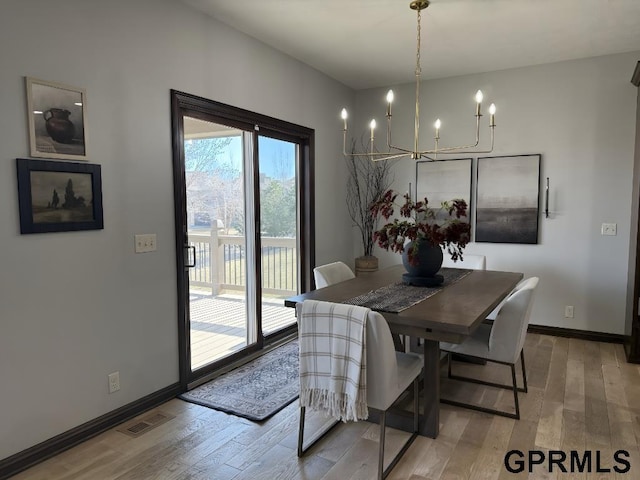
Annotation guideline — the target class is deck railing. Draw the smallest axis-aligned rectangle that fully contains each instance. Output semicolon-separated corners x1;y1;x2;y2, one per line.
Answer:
188;229;297;296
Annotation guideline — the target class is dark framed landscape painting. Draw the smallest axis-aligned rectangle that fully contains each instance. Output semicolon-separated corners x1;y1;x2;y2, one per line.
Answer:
416;158;472;226
475;154;540;244
16;158;103;234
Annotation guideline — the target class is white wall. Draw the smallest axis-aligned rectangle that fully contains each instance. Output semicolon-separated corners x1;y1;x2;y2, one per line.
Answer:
0;0;354;460
354;53;639;335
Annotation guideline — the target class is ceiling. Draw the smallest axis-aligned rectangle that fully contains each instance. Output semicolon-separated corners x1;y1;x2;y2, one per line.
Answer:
181;0;640;90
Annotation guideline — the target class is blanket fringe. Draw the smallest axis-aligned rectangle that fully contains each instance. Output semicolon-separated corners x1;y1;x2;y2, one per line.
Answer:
300;388;368;422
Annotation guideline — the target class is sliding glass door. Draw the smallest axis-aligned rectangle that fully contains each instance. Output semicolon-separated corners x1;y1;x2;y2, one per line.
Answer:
171;91;314;387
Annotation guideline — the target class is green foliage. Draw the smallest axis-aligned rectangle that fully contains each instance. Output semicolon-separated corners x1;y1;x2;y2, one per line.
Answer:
260;179;296;237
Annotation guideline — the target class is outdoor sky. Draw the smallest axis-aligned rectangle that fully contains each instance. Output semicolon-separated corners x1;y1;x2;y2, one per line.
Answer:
211;135;296;179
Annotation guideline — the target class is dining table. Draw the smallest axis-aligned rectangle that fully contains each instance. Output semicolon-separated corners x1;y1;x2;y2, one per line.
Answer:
284;264;524;438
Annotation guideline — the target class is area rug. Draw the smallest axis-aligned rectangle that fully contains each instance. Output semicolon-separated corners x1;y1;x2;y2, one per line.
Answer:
179;340;299;422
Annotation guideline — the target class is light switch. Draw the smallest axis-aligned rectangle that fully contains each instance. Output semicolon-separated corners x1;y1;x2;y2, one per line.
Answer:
601;223;617;236
135;234;157;253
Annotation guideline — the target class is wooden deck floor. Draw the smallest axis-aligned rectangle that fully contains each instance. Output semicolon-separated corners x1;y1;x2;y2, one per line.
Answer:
190;292;296;369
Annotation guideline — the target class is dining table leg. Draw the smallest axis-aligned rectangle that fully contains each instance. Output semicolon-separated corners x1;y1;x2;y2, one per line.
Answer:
422;339;440;438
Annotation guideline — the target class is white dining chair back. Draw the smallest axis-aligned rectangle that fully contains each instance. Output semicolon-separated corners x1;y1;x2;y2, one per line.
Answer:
485;276;531;321
489;277;539;363
441;253;486;270
313;261;355;289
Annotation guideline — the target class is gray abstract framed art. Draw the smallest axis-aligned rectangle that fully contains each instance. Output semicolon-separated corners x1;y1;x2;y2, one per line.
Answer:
475;154;541;244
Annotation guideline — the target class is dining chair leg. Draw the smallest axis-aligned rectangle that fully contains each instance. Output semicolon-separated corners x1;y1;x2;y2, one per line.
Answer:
297;406;305;457
520;351;528;393
297;406;340;457
379;379;420;479
447;352;452;378
378;410;386;480
511;363;520;420
413;378;419;433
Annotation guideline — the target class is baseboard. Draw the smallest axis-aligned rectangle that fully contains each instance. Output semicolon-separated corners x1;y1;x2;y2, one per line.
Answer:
0;382;182;480
527;324;625;344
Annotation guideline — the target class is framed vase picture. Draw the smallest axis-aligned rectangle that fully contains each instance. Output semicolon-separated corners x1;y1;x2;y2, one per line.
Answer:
25;77;88;160
16;158;103;234
415;158;472;226
475;154;541;244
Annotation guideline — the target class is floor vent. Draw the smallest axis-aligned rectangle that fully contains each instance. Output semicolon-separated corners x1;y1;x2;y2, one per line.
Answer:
116;411;175;438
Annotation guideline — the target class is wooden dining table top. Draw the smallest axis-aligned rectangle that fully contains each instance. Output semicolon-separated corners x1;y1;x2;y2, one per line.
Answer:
284;265;524;344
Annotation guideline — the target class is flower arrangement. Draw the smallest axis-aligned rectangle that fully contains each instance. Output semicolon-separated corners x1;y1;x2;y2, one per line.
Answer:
370;189;471;265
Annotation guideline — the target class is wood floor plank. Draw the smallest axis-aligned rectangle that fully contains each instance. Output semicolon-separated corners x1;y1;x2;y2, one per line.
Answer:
584;374;611;448
386;436;434;480
468;416;515;480
568;338;586;362
535;400;564;451
527;448;558;479
544;337;568;404
439;439;484;480
599;343;618;366
564;359;585;414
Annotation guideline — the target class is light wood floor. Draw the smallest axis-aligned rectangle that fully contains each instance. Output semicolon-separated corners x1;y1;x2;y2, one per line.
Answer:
13;334;640;479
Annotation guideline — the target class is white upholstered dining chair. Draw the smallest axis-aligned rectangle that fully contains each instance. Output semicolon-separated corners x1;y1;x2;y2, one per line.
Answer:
439;277;539;419
297;300;423;480
313;261;355;289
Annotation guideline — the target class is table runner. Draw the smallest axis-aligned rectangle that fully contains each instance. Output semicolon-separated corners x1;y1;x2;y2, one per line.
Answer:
344;268;472;313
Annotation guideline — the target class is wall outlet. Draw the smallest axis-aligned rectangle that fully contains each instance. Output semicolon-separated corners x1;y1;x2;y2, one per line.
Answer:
564;305;574;318
108;371;120;393
601;223;617;236
134;234;157;253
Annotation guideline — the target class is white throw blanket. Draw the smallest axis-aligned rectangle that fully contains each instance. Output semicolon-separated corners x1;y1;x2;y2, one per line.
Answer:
298;300;368;422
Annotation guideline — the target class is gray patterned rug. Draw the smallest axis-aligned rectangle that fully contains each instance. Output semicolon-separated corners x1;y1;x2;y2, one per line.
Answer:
179;340;299;422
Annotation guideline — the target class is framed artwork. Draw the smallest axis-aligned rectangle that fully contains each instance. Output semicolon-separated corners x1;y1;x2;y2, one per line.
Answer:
25;77;88;160
415;158;472;225
16;158;103;234
475;154;541;244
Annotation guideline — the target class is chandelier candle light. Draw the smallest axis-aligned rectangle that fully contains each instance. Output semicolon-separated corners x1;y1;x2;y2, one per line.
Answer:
341;0;497;162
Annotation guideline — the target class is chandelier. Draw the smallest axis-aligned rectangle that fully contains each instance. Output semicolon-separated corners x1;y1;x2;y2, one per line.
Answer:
341;0;496;162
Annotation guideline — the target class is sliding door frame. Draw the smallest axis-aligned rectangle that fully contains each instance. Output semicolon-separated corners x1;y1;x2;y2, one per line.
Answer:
170;90;315;389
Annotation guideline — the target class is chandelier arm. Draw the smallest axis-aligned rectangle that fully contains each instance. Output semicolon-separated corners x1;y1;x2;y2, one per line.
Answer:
417;127;495;156
370;153;412;163
386;115;395;154
346;149;411;158
423;116;482;153
386;142;415;155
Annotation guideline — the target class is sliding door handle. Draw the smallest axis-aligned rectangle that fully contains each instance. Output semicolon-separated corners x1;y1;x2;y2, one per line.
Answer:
185;245;196;268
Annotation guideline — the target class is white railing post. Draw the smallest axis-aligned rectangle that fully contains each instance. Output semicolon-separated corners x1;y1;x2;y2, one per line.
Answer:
210;227;220;296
